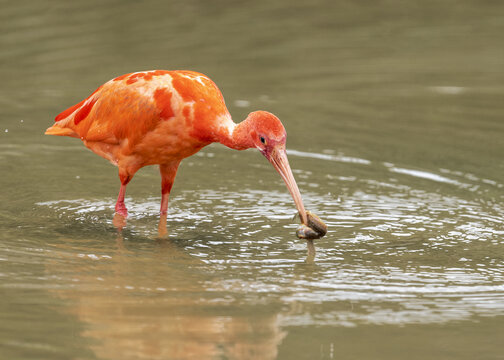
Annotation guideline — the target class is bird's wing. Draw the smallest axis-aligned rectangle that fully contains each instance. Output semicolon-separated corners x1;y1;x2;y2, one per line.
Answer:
48;77;163;146
47;70;231;147
83;83;161;145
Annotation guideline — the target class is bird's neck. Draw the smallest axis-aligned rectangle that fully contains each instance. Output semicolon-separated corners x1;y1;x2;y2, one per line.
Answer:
217;117;255;150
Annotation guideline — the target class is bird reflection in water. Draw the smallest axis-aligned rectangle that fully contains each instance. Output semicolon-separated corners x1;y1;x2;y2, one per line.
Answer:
47;228;287;360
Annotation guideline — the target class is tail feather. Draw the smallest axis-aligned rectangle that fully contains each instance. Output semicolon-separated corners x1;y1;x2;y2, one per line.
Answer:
55;99;86;122
45;125;79;137
48;84;103;138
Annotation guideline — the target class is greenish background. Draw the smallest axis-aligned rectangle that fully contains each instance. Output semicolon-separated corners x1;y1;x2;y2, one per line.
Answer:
1;0;503;359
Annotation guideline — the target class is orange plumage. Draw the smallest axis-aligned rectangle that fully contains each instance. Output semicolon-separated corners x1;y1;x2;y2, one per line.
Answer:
46;70;308;227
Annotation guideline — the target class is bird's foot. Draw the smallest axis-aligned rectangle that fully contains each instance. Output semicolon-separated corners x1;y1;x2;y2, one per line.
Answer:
115;202;128;218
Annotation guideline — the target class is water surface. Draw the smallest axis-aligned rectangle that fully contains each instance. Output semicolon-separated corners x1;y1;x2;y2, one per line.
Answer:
1;1;504;359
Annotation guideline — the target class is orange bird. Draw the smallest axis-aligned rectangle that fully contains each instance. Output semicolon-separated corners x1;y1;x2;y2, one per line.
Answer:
46;70;308;226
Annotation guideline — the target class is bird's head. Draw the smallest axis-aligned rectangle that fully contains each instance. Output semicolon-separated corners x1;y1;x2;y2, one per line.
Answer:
244;111;308;224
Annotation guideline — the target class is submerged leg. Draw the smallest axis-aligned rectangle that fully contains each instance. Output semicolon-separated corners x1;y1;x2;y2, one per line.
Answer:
159;161;181;215
115;170;133;217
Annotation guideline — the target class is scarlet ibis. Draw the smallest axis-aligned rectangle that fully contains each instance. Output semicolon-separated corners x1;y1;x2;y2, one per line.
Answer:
45;70;309;226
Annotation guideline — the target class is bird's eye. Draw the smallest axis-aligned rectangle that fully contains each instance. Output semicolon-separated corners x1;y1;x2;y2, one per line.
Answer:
260;136;266;145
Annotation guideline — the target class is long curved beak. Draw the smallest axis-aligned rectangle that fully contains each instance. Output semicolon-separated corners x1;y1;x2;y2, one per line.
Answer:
267;146;308;224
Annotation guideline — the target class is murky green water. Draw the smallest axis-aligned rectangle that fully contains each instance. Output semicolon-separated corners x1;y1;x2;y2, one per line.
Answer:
1;1;504;359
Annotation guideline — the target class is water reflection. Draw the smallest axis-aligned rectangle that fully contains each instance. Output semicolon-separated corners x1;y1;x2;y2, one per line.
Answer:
47;234;286;360
7;144;504;359
37;154;504;334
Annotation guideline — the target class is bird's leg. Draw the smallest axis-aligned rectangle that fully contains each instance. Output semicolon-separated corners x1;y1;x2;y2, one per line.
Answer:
158;161;180;237
159;161;180;215
115;170;132;217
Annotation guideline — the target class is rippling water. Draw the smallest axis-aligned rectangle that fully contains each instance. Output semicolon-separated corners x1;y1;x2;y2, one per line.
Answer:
1;0;504;359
